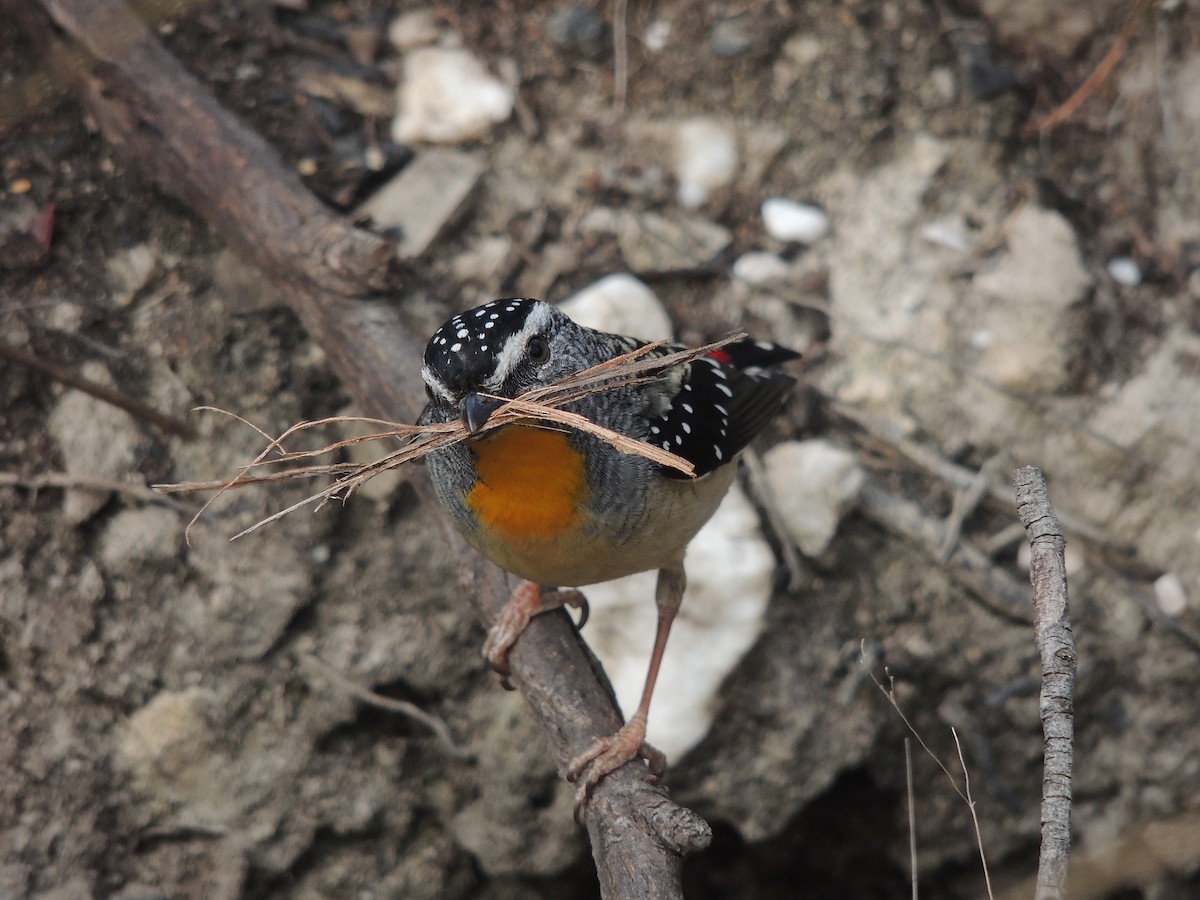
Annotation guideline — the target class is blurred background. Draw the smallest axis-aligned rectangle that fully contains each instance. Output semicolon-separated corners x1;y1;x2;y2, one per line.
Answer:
2;1;1199;897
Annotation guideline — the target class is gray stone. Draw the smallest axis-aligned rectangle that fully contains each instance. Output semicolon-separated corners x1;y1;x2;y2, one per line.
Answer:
971;204;1091;392
99;507;184;574
357;150;485;258
47;363;146;525
611;209;732;274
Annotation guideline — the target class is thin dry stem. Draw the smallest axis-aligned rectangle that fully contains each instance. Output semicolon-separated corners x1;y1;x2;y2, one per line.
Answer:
951;727;996;900
905;737;918;900
862;644;995;899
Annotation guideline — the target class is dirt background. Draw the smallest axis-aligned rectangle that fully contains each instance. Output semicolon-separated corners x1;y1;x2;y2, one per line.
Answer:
4;1;1200;898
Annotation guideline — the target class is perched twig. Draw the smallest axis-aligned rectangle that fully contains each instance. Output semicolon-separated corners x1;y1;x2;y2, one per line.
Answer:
0;339;197;439
1012;466;1076;900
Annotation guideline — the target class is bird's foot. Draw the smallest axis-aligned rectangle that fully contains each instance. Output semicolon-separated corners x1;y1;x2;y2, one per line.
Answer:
483;581;588;689
567;717;667;821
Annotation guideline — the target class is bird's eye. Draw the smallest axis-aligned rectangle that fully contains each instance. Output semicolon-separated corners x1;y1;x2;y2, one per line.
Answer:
527;336;550;364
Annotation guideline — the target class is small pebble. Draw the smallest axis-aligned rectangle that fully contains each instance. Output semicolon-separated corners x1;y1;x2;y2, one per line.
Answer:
732;251;789;285
711;17;753;57
1106;256;1142;287
921;216;972;252
674;118;738;208
1154;573;1188;617
643;20;671;52
297;157;318;176
761;198;830;243
233;62;261;82
546;6;608;60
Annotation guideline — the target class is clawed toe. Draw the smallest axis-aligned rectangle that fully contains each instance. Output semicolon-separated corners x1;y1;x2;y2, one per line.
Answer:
567;723;667;821
482;583;589;689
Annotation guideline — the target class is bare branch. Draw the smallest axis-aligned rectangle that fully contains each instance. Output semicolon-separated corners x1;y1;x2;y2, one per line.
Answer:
1012;466;1076;900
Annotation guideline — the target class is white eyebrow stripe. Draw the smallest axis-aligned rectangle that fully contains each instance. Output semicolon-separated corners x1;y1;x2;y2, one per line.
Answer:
421;365;456;403
484;301;553;390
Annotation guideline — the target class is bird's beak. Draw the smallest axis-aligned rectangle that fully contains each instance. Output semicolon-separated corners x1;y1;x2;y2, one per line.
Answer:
462;393;503;434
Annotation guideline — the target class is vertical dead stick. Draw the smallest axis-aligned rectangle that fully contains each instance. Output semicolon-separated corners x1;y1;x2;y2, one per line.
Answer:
1012;466;1076;900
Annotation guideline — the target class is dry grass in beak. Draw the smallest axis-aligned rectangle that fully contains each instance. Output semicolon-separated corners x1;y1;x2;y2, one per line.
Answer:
157;333;746;541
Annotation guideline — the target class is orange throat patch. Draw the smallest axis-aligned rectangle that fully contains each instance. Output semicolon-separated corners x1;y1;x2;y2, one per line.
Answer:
467;424;588;538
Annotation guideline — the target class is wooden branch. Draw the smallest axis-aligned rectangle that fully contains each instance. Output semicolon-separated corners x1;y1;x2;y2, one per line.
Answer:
4;0;710;894
1012;466;1076;900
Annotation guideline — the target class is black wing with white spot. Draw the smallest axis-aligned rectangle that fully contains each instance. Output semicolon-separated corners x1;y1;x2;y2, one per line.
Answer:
648;339;799;478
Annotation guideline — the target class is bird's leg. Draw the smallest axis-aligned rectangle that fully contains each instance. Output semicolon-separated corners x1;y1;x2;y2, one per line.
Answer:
567;558;683;818
483;579;588;688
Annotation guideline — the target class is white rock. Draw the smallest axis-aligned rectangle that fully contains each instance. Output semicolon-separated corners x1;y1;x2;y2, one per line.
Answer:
100;507;184;574
387;10;441;51
107;243;158;306
732;251;790;285
644;20;671;52
763;439;865;557
920;216;972;252
47;363;145;525
972;205;1092;392
391;47;513;144
581;485;774;757
1154;573;1188;617
1107;256;1142;286
761;198;830;243
673;118;738;208
556;274;672;342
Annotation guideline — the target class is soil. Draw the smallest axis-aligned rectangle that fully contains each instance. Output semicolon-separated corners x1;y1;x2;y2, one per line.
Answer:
3;1;1200;898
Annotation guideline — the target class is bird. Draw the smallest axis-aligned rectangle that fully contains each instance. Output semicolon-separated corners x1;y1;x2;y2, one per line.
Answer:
418;297;798;811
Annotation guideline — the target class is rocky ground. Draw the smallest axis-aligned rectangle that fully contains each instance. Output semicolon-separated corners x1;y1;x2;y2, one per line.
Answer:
3;1;1200;898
